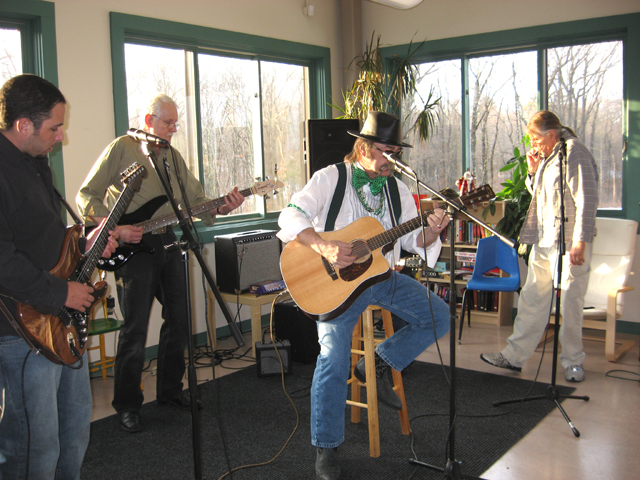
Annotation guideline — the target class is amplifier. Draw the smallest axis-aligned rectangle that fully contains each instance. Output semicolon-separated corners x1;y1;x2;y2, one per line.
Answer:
255;340;292;377
215;230;282;294
274;301;320;364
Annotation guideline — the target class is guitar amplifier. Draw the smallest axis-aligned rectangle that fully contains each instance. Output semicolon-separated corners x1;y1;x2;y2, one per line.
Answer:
215;230;283;294
256;340;292;377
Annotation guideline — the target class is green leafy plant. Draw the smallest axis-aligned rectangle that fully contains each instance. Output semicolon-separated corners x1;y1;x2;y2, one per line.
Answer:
331;32;440;143
483;135;532;259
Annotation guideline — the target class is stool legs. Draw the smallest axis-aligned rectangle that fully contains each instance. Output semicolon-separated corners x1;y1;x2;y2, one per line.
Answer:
347;306;410;458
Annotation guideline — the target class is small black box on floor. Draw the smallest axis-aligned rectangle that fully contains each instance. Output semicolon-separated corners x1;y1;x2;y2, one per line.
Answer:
255;340;292;377
273;301;320;364
215;230;282;294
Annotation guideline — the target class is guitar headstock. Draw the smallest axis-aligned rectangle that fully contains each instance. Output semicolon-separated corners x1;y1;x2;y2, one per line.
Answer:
252;179;285;197
457;184;495;210
121;163;147;192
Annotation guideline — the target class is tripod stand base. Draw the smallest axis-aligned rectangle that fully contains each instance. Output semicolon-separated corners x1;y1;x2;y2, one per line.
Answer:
493;385;589;437
409;458;488;480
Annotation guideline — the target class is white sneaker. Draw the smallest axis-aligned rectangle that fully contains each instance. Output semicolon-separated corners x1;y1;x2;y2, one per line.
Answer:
565;365;585;382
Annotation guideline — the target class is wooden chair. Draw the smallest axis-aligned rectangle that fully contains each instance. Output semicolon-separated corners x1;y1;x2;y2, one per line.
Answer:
347;306;411;458
542;218;638;362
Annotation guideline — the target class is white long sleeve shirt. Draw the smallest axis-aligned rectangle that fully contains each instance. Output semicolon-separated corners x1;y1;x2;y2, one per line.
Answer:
277;162;442;268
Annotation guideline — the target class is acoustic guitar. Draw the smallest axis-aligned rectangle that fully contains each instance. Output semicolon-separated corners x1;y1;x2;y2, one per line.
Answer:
280;185;495;321
97;179;284;271
16;163;146;365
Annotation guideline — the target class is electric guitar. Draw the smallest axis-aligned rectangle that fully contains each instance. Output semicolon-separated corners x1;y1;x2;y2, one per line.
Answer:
16;163;146;365
280;185;495;321
97;179;283;271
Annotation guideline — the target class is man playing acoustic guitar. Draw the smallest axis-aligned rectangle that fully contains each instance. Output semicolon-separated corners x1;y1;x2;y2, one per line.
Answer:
277;112;450;480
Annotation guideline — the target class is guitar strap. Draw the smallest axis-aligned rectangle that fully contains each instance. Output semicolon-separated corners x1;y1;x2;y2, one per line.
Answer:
54;187;83;225
325;162;402;232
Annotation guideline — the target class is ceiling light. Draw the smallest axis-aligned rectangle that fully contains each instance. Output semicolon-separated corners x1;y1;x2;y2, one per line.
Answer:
368;0;423;9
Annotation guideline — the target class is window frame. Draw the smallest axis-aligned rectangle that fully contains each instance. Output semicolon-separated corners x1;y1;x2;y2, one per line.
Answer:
0;0;62;191
109;12;332;238
382;13;640;223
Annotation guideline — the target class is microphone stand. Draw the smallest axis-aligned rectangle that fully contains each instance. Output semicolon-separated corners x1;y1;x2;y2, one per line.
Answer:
386;154;511;479
144;143;245;480
491;139;589;437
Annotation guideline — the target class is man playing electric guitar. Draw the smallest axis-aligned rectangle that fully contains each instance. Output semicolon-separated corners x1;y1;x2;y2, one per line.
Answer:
277;112;450;480
77;94;244;434
0;74;119;480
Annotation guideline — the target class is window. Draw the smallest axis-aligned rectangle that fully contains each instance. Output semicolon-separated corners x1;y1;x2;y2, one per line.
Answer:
0;0;62;191
402;60;462;192
0;25;22;84
391;13;639;220
111;13;330;227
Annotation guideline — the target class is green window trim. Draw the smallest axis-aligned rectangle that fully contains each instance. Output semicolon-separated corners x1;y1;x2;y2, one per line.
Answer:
1;0;63;194
382;13;640;224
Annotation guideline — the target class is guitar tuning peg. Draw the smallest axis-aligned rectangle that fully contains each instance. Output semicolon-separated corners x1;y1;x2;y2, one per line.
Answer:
265;176;270;181
273;190;279;196
264;194;270;200
255;176;262;182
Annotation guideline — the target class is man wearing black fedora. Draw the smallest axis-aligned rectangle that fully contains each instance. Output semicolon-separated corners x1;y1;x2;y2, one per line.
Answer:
277;111;450;479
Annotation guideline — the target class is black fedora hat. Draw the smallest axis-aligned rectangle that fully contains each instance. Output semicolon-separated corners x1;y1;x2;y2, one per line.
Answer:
347;111;413;148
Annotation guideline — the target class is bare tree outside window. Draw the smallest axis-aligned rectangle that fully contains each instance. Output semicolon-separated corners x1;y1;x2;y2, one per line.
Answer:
123;43;308;217
403;41;622;211
468;52;538;190
403;60;462;193
260;61;307;212
198;54;258;214
124;44;189;163
548;41;623;209
0;28;22;85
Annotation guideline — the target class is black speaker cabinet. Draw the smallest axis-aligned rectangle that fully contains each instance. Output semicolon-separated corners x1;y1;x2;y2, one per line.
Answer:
307;119;360;177
274;301;320;364
256;340;292;377
215;230;282;294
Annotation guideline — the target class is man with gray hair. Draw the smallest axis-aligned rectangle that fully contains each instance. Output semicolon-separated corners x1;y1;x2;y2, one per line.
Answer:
78;94;244;433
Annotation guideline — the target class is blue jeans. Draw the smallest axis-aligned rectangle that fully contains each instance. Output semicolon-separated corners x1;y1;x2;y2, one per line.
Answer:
0;336;91;480
311;272;450;448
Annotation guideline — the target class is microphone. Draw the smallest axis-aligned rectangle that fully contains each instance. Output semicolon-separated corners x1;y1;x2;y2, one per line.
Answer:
382;151;415;176
127;128;169;146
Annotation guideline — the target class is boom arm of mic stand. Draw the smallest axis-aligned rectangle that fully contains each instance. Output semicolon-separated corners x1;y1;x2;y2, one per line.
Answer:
145;148;245;348
392;162;516;250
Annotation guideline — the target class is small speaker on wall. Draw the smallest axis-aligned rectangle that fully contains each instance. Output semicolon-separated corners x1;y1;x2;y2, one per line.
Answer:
307;119;360;178
215;230;282;294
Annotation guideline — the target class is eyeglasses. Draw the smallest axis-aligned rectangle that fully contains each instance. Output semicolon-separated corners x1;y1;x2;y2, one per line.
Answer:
372;144;403;157
152;115;181;130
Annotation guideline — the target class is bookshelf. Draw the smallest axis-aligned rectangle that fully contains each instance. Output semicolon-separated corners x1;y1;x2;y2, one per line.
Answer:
419;199;514;326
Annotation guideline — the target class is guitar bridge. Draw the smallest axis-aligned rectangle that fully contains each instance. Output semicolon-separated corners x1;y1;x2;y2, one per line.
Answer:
321;257;339;280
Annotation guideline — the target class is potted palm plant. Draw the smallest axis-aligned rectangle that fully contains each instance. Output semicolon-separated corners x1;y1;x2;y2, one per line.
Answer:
331;32;440;143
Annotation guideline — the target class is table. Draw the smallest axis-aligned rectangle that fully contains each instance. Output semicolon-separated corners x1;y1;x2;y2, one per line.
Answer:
207;291;281;358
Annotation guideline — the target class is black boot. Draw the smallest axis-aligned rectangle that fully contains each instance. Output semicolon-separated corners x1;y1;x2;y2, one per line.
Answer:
354;353;403;410
316;447;340;480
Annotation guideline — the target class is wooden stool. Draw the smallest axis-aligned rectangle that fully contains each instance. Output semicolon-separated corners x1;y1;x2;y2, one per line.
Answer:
347;306;411;457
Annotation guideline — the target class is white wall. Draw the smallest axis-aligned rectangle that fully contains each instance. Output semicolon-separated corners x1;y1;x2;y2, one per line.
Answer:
47;0;638;361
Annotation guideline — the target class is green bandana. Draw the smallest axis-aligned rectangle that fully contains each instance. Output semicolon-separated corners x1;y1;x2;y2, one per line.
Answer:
351;166;387;196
